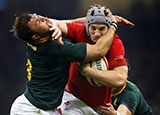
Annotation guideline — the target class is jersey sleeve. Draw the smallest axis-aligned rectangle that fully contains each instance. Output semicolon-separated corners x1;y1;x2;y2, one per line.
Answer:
66;22;86;43
107;34;128;69
49;40;86;63
120;90;139;114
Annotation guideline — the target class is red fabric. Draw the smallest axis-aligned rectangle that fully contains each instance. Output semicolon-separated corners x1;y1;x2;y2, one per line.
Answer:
65;22;128;108
57;108;62;114
106;34;128;69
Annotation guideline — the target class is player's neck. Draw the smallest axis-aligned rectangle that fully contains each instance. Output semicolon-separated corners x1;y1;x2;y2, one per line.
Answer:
112;83;126;96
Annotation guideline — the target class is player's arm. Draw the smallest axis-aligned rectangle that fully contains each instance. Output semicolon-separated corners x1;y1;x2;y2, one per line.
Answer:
70;17;86;24
49;14;134;42
49;17;85;36
49;9;116;62
94;103;132;115
48;17;85;45
80;63;128;88
70;16;134;27
80;35;128;87
84;27;116;62
49;22;115;62
117;104;132;115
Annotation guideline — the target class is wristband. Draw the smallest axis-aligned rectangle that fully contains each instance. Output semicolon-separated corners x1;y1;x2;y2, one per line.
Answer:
110;21;118;30
115;111;120;115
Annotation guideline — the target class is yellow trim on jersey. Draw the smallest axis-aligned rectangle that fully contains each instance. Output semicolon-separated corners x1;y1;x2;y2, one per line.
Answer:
113;97;118;106
27;43;37;51
26;59;32;81
52;37;54;40
112;82;126;97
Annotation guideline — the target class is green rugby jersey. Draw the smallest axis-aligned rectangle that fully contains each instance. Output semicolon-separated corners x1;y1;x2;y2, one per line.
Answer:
24;40;86;110
112;81;152;115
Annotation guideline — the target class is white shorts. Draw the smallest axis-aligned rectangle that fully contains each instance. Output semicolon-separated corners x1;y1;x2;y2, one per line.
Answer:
58;91;99;115
10;94;60;115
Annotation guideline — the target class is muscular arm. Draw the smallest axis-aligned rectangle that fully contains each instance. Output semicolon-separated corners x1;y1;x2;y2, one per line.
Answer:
81;65;128;88
71;17;86;24
70;16;134;27
49;14;134;36
49;17;85;36
85;27;115;62
49;10;134;62
50;10;116;62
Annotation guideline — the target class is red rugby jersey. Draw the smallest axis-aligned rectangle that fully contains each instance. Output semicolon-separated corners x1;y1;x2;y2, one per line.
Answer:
65;22;128;108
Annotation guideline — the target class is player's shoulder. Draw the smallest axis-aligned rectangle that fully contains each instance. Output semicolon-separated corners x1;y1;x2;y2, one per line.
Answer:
125;81;141;96
110;34;123;48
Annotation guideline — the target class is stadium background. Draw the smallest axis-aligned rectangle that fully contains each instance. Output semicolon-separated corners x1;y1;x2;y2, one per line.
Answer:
0;0;159;114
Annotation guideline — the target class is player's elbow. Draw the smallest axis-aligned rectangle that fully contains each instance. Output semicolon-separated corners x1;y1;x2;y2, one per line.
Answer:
117;77;127;87
115;74;127;88
103;75;127;88
113;66;128;88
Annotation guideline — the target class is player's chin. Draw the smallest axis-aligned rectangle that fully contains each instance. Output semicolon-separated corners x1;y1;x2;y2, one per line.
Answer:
94;37;101;42
92;39;98;43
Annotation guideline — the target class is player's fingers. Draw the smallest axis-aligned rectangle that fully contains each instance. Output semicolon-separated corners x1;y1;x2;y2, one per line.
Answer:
49;25;56;31
57;37;64;45
55;29;62;40
95;106;108;110
50;25;63;45
48;23;53;28
52;29;59;38
122;17;135;27
107;9;117;23
94;107;103;114
55;30;63;45
50;25;61;38
106;103;112;107
106;8;112;16
95;107;110;115
126;21;135;27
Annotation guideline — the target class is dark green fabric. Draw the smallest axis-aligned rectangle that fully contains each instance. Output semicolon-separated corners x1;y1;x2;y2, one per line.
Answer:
24;40;86;110
112;81;152;115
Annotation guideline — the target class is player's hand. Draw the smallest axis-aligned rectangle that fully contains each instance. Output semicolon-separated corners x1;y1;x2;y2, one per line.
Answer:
106;8;117;23
114;15;135;28
94;103;117;115
106;8;134;28
50;25;64;45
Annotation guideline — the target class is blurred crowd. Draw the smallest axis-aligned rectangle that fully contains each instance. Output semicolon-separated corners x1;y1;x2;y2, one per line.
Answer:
0;0;159;114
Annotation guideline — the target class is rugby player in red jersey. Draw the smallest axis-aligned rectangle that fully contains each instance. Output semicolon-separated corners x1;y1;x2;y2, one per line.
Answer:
49;4;134;114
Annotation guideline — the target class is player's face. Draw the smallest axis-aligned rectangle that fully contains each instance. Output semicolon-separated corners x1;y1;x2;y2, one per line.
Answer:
28;13;52;34
89;24;108;43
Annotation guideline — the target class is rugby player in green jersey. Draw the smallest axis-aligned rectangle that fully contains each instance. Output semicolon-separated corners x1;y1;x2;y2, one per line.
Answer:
10;9;119;114
91;81;153;115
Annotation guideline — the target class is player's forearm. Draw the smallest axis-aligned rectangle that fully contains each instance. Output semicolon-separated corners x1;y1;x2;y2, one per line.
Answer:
95;27;115;57
83;66;128;88
71;17;86;24
84;27;115;62
49;17;86;36
117;104;132;115
84;69;123;88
